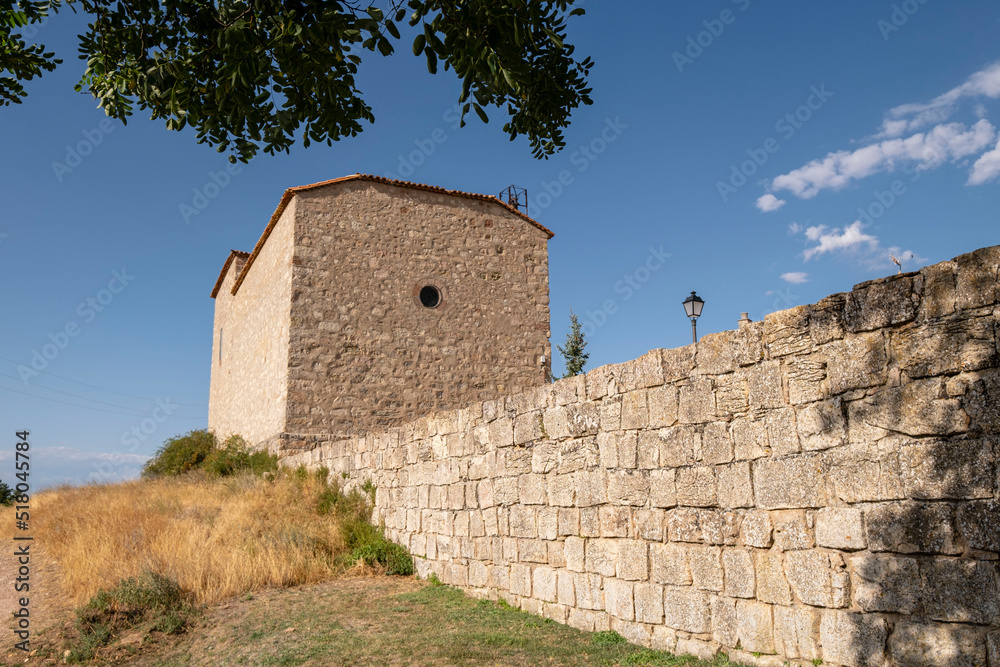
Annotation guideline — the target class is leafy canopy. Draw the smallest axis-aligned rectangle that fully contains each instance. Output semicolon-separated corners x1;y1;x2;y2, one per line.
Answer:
2;0;593;161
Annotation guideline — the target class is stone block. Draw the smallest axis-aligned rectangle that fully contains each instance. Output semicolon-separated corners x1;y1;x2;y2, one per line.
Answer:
654;425;701;468
820;610;888;667
651;543;691;586
649;469;677;508
731;416;770;461
796;397;846;451
605;578;634;621
514;411;543;445
919;260;957;319
537;507;558;540
541;406;571;441
747;360;785;410
532;566;557;602
618;540;649;581
723;548;755;598
647;384;679;428
574;572;605;610
737;599;775;654
755;550;792;605
957;500;1000;551
668;508;725;544
597;432;618;469
679;377;716;424
557;508;579;536
816;507;866;550
826;442;906;503
787;354;828;405
895;316;996;378
715;374;749;419
510;563;532;597
850;553;920;614
989;631;999;667
845;274;917;332
608;470;650;506
699;424;731;466
616;431;638;468
784;550;850;608
585;538;618;577
696;330;738;375
955;245;1000;309
864;502;960;555
636;509;665;542
810;293;846;344
921;558;1000;624
773;605;820;661
580;507;600;537
620;389;649;430
676;466;717;507
509;506;537;538
637;430;659;469
674;638;720;661
614;619;651;648
519;538;547;563
601;394;622;431
688;546;723;592
773;511;814;551
547;473;575;507
718;462;754;509
618;350;666;391
889;621;987;667
899;438;993;500
734;320;765;366
568;607;605;632
766;407;799;456
662;587;711;633
575;470;607;507
634;582;665;624
741;510;774;548
517;474;547;505
849;380;969;438
651;625;678;653
556;570;575;606
565;402;600;437
599;506;630;538
764;305;812;358
753;455;826;509
586;363;617;401
488;417;515;447
661;345;696;383
826;331;888;394
711;595;738;646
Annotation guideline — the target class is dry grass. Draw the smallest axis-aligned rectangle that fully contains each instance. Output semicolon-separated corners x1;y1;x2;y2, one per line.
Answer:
0;471;352;606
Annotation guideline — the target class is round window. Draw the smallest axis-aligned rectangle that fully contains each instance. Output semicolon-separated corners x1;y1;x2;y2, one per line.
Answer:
419;285;441;308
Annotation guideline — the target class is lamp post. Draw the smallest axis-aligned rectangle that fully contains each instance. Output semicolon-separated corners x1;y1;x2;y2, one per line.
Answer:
683;291;705;344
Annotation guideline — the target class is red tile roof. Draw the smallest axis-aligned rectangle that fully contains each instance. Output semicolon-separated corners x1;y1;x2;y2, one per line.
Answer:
210;250;250;298
228;174;553;296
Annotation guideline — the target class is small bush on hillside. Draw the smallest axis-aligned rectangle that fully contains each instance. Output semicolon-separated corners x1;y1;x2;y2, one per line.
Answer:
142;430;277;478
69;570;192;662
0;479;14;506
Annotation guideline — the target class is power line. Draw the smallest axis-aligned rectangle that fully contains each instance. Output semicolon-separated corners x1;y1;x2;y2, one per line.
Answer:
0;384;203;420
0;355;201;405
0;370;173;413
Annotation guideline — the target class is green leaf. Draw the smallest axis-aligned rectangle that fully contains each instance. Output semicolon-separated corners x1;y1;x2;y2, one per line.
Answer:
412;33;425;56
473;103;488;124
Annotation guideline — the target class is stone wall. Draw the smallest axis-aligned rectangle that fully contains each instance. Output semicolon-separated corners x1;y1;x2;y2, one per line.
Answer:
209;198;295;445
285;179;552;441
282;245;1000;667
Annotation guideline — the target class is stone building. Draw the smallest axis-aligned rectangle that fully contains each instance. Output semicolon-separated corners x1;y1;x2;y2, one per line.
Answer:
208;174;554;451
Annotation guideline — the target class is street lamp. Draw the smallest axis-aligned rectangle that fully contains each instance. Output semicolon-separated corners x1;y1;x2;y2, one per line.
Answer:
683;291;705;344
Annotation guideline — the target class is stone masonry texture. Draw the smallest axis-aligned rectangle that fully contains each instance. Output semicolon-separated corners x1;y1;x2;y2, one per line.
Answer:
209;177;552;448
281;245;1000;667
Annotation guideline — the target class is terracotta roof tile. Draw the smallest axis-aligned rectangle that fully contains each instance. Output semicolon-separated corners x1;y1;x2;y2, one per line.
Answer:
229;174;552;296
210;250;250;299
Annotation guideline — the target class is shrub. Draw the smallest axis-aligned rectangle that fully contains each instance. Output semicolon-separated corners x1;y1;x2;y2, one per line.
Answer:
141;430;215;477
142;430;277;479
0;479;14;506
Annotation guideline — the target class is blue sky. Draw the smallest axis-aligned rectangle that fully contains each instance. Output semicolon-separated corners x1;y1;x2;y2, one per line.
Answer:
2;0;999;489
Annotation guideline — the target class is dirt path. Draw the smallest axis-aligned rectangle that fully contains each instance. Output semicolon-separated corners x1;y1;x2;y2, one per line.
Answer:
0;544;74;663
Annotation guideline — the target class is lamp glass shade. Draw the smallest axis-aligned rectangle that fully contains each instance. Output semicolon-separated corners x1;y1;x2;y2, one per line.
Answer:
683;291;705;318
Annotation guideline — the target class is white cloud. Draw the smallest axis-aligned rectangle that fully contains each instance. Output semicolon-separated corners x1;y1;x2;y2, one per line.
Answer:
755;194;787;212
803;221;878;261
878;62;1000;138
968;136;1000;185
780;272;809;284
787;222;802;235
772;119;996;198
